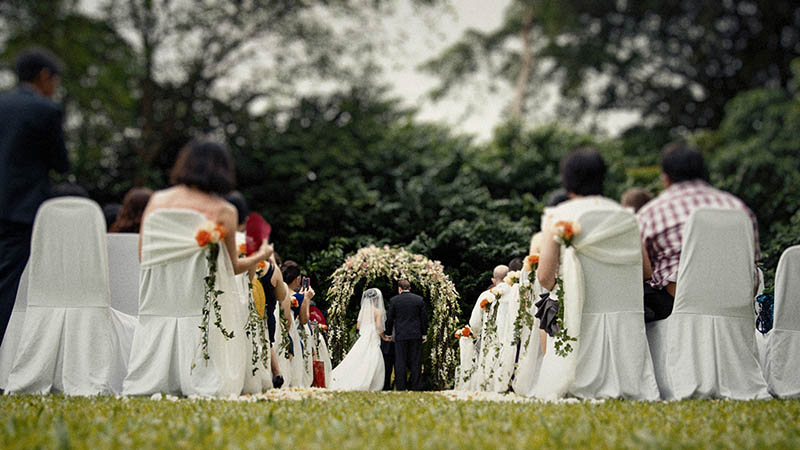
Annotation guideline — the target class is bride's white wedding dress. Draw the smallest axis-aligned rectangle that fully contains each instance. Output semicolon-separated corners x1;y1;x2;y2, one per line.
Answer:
330;288;385;391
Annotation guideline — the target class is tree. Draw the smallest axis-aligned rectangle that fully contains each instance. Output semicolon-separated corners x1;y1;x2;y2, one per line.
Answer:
423;0;800;130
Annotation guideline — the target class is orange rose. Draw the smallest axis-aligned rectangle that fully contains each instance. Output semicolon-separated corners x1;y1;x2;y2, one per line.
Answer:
461;327;471;337
238;243;247;255
291;298;299;308
527;254;539;265
195;230;211;247
555;220;574;240
214;224;226;240
257;260;267;270
480;298;489;310
454;331;461;339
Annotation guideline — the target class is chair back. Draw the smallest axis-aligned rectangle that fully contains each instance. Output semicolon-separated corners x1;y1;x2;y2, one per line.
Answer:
575;208;644;314
673;208;755;318
774;246;800;332
107;233;140;315
27;197;110;308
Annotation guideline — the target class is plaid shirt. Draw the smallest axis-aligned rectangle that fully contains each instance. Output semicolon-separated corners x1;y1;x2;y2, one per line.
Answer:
637;180;760;289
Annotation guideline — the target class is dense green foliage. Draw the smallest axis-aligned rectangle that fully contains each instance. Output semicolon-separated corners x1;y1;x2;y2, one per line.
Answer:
2;394;800;449
424;0;800;129
1;2;796;320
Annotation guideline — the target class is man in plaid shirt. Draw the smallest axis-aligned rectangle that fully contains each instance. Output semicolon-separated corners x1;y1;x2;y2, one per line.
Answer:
637;143;760;322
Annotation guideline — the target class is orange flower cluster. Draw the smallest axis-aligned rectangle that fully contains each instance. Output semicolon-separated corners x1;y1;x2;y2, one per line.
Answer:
195;222;227;247
454;325;472;339
554;220;575;240
319;324;328;331
238;243;247;256
527;254;539;265
291;298;299;308
257;260;267;270
480;298;490;310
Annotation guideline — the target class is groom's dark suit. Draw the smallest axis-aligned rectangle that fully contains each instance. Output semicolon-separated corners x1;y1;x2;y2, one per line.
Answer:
385;290;427;391
0;86;69;346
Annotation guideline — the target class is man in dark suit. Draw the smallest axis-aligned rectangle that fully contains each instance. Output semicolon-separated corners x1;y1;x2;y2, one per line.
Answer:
0;48;69;346
383;279;427;391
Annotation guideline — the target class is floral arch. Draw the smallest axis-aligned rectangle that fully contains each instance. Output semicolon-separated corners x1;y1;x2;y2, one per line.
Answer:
327;245;461;389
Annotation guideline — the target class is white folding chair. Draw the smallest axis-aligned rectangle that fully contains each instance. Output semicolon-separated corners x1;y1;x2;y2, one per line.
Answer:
569;209;659;400
5;197;135;395
762;245;800;397
0;263;29;389
107;233;140;316
646;208;769;400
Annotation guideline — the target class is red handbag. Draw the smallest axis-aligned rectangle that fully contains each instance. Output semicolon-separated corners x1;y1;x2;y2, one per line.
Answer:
312;360;326;388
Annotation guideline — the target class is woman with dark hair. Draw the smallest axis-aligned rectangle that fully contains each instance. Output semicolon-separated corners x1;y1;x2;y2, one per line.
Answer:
528;147;655;400
109;187;153;233
123;140;273;397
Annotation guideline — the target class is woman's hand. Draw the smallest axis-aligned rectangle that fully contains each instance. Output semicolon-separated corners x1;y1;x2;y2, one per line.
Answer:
255;239;273;261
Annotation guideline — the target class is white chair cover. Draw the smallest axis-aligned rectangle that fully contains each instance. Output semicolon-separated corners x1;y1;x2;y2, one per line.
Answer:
237;233;273;395
493;283;520;392
273;303;302;387
472;287;504;391
456;290;493;391
511;270;543;396
763;245;800;397
6;197;136;395
122;209;246;397
315;328;333;388
107;233;140;316
301;322;315;387
0;264;29;389
533;206;659;400
646;208;769;400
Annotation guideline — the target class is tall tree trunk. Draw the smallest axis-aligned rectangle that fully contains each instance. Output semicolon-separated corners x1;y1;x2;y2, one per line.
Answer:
511;5;535;120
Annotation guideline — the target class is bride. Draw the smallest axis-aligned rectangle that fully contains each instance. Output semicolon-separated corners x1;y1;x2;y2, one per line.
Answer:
330;288;386;391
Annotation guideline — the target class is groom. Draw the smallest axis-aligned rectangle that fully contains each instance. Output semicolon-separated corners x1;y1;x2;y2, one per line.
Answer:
383;279;427;391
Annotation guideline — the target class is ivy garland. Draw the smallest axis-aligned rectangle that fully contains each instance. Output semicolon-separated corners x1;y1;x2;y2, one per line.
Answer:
552;276;577;357
278;305;293;359
479;290;502;391
198;242;234;364
243;279;271;376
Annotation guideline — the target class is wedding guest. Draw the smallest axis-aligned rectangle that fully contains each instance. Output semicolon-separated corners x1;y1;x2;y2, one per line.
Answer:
281;261;314;325
124;140;272;397
103;203;122;230
621;187;652;213
508;258;523;272
51;182;89;198
637;143;760;322
138;140;271;271
109;187;153;233
0;48;69;346
546;188;570;207
538;148;652;291
223;190;249;233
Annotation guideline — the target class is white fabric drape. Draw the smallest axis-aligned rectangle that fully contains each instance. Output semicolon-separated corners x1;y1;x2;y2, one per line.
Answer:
646;208;769;400
533;199;658;400
511;270;543;396
107;233;140;316
0;263;29;389
122;209;246;397
236;233;272;395
493;283;520;392
762;245;800;397
6;197;136;395
455;289;492;391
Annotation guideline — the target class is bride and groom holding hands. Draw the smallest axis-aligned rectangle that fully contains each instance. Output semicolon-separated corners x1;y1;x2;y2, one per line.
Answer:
331;279;427;391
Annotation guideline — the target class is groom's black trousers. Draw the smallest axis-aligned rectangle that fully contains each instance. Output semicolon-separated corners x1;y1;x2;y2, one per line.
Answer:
394;338;422;391
0;221;32;347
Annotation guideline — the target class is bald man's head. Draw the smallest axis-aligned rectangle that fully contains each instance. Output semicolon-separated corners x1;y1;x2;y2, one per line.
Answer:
492;265;509;286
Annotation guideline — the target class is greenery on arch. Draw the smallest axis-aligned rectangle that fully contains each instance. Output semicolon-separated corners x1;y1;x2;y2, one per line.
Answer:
327;246;461;389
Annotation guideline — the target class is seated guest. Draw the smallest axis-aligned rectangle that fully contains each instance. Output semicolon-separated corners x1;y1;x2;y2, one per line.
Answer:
103;203;121;230
51;182;89;198
538;148;651;293
223;190;249;233
621;187;652;213
637;143;760;322
123;140;272;397
508;257;523;272
109;187;152;233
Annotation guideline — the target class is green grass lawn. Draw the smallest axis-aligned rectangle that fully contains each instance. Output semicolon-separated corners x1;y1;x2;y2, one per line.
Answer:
1;392;799;449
